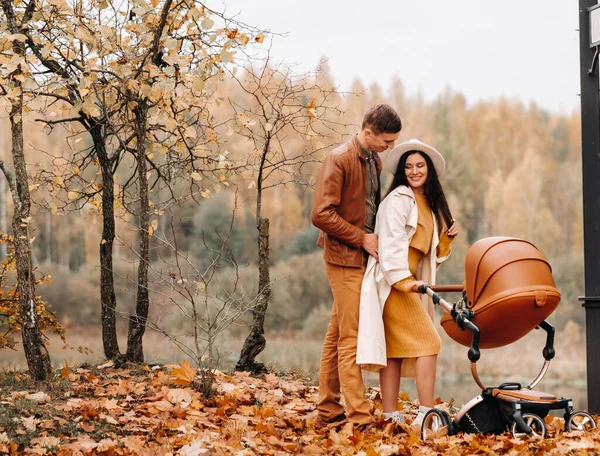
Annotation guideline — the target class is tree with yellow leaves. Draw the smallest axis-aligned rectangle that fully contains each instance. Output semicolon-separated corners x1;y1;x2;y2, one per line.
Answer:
0;0;55;379
3;0;264;365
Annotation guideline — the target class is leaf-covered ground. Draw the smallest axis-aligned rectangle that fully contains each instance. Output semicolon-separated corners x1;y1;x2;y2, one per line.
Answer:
0;362;598;455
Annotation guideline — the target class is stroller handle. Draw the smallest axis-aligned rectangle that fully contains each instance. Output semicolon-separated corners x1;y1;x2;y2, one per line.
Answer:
417;284;454;313
418;284;482;364
430;284;464;293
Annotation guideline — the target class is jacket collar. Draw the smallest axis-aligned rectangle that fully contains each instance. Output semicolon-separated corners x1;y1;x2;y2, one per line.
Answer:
392;185;415;199
352;135;383;168
391;185;440;236
351;135;366;161
389;185;418;230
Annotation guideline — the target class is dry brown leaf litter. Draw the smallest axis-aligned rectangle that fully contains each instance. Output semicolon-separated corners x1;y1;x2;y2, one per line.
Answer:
0;361;598;455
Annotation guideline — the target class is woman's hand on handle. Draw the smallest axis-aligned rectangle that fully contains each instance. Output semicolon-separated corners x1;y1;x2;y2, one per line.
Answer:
417;284;430;294
408;280;426;292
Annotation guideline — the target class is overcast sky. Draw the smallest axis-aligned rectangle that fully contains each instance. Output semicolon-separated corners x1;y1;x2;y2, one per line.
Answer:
219;0;582;115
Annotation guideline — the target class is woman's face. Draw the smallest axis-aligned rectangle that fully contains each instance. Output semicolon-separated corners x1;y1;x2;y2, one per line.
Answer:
404;153;428;192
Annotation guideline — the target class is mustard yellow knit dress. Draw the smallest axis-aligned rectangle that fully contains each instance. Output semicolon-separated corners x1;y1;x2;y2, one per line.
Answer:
382;193;452;359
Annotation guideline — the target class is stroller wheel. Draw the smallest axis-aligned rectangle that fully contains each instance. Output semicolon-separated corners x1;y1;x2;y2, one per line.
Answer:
421;409;451;440
510;413;546;439
565;411;597;432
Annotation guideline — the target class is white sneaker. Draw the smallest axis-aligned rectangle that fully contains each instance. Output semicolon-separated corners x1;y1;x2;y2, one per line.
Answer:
383;411;405;423
413;406;432;427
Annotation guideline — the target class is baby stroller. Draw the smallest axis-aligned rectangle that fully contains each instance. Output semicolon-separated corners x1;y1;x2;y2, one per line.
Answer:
417;237;596;440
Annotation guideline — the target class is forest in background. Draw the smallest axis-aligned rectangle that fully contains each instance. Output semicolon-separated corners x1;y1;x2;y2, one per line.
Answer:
2;3;598;455
0;0;585;379
0;72;585;366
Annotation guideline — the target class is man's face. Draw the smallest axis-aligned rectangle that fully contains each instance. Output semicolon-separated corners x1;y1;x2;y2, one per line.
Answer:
364;130;400;153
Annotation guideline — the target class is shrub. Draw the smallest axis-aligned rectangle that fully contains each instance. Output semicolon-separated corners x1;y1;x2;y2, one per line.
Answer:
0;238;64;350
266;251;331;330
547;253;585;329
39;263;101;325
302;303;332;339
282;225;320;259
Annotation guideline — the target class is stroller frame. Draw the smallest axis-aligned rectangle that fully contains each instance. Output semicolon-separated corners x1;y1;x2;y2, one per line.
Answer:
417;285;596;440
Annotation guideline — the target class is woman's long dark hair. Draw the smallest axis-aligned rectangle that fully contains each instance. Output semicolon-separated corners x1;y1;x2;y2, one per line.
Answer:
386;150;453;233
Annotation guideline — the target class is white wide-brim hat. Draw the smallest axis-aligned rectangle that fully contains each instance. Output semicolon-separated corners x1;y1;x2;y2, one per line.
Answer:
386;139;445;177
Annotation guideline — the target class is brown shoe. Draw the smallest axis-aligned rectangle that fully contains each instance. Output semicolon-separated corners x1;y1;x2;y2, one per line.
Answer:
317;413;347;428
356;421;379;433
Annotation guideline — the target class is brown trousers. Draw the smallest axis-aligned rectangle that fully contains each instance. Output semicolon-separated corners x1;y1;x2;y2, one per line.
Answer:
318;262;373;425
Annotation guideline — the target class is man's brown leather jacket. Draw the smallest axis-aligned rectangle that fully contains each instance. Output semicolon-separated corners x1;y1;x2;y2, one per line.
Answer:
311;136;382;267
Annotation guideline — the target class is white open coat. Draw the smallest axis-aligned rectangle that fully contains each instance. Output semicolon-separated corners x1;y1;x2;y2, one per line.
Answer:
356;185;450;373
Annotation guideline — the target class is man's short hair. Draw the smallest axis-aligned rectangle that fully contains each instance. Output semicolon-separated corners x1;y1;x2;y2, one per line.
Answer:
362;104;402;135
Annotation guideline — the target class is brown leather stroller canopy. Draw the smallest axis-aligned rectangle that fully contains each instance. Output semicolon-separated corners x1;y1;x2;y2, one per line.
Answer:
441;237;561;348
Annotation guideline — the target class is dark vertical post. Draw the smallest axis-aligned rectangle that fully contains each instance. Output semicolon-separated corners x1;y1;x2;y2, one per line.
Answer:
578;0;600;415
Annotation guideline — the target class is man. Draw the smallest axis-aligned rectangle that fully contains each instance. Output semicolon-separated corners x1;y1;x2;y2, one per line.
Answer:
311;104;402;428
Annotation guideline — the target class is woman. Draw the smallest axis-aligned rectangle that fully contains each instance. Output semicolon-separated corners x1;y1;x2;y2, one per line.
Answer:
356;139;458;426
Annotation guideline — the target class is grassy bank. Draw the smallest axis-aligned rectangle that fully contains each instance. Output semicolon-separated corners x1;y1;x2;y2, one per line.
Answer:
0;319;587;408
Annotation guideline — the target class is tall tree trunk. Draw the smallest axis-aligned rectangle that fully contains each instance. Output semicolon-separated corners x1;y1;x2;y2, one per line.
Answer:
60;236;70;271
3;32;52;380
91;125;121;359
44;212;52;264
273;185;281;252
0;175;7;260
126;101;150;362
237;141;272;374
236;217;270;373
